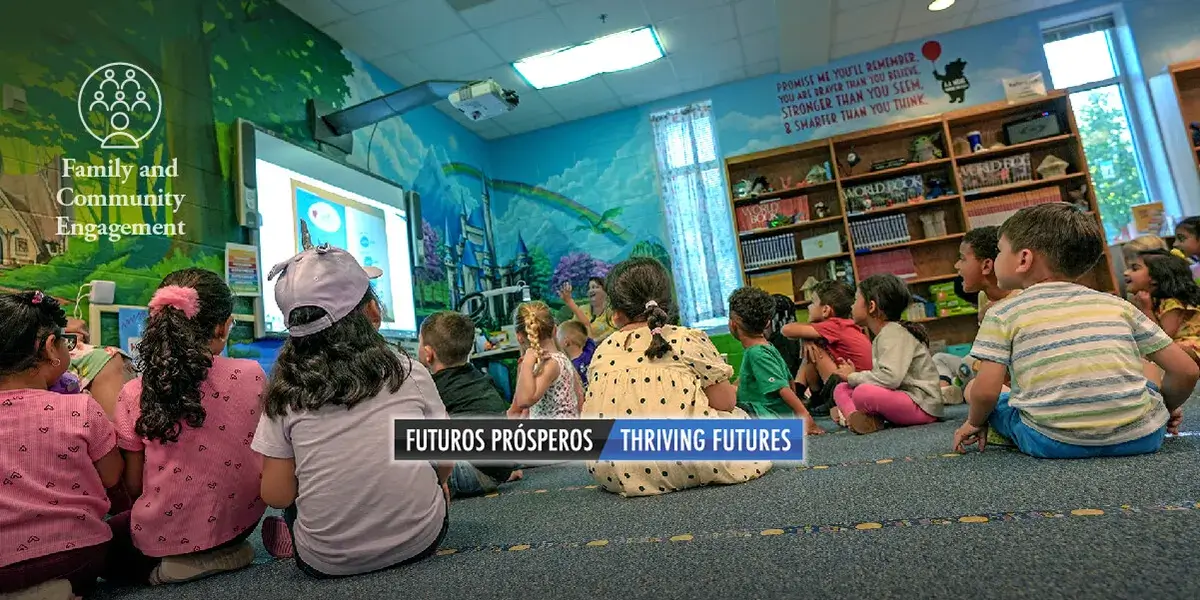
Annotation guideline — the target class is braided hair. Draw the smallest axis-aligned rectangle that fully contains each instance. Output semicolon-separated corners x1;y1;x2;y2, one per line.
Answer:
606;257;676;359
515;301;556;375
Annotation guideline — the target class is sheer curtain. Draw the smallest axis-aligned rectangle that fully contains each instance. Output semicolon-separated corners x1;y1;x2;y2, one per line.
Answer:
651;102;740;328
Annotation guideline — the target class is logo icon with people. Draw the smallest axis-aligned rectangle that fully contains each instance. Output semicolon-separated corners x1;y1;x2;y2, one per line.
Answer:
77;62;162;150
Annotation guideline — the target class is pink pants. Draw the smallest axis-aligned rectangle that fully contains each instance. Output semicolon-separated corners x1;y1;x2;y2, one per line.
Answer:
833;383;937;427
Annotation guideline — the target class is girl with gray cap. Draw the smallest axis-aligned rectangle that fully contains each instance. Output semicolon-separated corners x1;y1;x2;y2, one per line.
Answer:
252;244;451;577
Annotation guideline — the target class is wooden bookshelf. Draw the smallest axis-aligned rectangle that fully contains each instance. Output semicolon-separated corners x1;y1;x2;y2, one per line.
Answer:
725;90;1121;347
1167;59;1200;194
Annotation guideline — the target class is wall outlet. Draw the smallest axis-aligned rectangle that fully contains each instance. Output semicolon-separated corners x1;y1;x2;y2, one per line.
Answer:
89;280;116;305
2;84;27;113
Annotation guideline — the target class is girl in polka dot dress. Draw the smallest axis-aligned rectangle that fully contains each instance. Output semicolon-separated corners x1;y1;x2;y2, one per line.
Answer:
582;258;770;497
0;291;124;600
508;301;584;419
105;269;267;586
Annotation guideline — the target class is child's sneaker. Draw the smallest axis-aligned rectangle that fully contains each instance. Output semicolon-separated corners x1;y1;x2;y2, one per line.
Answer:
261;515;294;559
0;579;73;600
986;428;1013;447
148;540;254;585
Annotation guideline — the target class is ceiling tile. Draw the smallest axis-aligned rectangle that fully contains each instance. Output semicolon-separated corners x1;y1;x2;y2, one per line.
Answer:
332;0;396;14
555;0;653;43
602;59;678;97
836;0;894;11
497;110;565;134
745;58;779;78
459;0;549;29
281;0;352;27
830;31;894;59
898;0;976;28
497;88;556;116
373;52;433;86
477;10;573;62
537;76;618;111
407;33;504;79
670;38;743;80
322;18;398;59
361;0;471;54
735;0;778;37
740;28;779;64
835;0;902;42
554;94;626;121
617;83;682;107
472;120;512;140
968;0;1044;26
546;0;575;4
654;4;737;55
644;0;731;23
893;13;969;44
678;64;746;93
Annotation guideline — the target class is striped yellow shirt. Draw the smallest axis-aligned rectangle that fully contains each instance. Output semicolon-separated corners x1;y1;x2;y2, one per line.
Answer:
970;282;1172;446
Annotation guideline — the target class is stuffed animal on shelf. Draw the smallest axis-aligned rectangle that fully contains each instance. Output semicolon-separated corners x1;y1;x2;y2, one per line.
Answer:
804;163;830;184
1067;184;1089;209
910;133;943;162
1191;122;1200;147
813;201;828;219
749;175;772;197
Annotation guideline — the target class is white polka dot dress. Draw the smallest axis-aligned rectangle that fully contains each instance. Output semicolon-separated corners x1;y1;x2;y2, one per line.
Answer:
582;325;770;497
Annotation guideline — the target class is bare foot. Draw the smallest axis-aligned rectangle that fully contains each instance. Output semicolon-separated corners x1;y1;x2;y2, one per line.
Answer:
829;406;846;427
507;470;523;482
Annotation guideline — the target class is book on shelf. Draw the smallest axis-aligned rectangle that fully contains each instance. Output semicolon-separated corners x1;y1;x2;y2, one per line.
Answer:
735;196;809;232
966;185;1063;228
842;174;927;214
855;249;917;279
959;153;1034;192
749;270;795;297
800;231;842;260
740;233;797;269
851;214;912;251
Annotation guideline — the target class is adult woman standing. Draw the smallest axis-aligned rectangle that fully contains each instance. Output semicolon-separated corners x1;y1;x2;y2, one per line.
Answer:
559;277;615;342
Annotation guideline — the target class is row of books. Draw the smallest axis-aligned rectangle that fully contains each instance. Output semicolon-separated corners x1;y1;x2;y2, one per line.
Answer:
850;214;911;251
966;186;1063;228
855;248;917;280
740;233;797;270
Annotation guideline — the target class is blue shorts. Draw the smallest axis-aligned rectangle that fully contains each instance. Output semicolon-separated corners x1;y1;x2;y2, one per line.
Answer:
989;391;1165;459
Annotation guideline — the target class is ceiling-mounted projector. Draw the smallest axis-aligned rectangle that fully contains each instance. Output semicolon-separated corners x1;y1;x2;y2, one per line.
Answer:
308;78;520;154
449;79;519;121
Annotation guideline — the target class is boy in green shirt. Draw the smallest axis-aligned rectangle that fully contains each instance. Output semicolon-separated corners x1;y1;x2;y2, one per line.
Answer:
729;287;824;434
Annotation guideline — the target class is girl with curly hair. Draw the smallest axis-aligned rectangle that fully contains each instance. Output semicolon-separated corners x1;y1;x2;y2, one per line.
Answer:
105;269;267;586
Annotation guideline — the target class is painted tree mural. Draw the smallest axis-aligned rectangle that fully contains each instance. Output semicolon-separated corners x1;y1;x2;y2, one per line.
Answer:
551;252;613;295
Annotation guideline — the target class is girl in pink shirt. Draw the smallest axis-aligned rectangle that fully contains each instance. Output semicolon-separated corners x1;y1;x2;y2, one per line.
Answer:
0;291;124;599
104;269;267;586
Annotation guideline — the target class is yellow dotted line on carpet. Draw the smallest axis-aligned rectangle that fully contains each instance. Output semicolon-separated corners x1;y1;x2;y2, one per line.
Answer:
432;501;1200;557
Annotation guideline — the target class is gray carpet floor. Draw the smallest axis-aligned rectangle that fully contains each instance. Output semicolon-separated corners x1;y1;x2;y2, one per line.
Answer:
93;405;1200;600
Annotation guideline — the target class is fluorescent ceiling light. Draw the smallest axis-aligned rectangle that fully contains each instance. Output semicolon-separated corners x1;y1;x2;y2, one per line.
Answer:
513;26;664;89
928;0;955;10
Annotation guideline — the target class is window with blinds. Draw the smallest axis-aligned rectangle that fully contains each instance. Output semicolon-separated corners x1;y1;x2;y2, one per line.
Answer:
650;102;739;328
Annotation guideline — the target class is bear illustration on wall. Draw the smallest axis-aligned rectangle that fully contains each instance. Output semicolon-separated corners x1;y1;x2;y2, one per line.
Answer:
933;58;970;104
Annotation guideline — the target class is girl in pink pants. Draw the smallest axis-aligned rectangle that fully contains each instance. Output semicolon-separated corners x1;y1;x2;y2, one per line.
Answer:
830;275;944;434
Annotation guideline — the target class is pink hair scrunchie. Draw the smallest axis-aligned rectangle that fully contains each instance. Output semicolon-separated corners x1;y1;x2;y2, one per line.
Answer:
148;285;200;319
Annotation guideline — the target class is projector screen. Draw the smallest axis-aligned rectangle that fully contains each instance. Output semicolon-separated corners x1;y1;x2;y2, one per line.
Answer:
248;128;417;339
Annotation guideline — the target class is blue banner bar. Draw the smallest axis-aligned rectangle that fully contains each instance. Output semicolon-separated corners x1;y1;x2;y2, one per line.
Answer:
598;419;808;462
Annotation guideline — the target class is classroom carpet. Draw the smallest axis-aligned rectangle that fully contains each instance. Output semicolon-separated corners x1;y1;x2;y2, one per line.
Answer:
93;405;1200;600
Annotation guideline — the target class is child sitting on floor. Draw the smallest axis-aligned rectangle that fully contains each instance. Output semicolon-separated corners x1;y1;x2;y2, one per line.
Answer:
581;257;769;497
253;245;450;577
0;291;123;600
781;280;873;415
728;287;823;434
829;274;943;434
954;203;1199;458
106;269;267;586
1126;249;1200;365
509;301;583;419
933;226;1015;403
556;319;596;390
418;311;518;498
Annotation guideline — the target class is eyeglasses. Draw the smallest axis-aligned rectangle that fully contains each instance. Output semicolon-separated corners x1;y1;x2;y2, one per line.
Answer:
60;333;78;352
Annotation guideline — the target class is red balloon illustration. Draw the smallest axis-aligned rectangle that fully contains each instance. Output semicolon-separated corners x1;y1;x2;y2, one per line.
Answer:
922;40;942;63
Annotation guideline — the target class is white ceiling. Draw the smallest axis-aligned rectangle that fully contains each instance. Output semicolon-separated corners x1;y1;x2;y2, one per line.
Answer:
280;0;1079;139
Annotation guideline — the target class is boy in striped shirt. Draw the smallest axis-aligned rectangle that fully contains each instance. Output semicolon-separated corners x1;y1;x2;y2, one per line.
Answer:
954;203;1199;458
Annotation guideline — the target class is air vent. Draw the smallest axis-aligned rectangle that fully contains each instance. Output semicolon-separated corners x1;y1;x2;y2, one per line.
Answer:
446;0;494;10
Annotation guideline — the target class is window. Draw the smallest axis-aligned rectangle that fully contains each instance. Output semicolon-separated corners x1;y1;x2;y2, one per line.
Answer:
650;102;740;329
1042;16;1152;241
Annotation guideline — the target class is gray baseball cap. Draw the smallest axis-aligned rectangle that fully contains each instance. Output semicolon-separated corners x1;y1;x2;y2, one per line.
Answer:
268;244;383;337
